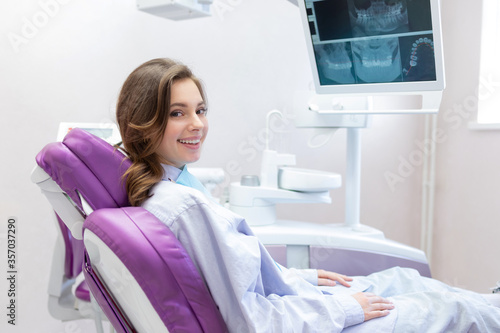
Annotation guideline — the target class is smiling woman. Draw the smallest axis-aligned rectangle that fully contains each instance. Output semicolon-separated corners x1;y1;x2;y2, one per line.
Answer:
115;58;208;206
115;57;500;332
156;78;209;168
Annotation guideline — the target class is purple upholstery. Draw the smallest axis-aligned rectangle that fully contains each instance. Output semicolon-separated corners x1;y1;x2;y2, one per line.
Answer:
36;128;131;212
37;128;227;332
84;207;228;333
75;280;91;303
83;252;132;332
56;214;84;280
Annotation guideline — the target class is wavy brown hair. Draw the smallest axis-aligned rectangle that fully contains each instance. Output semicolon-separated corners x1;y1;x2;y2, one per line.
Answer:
116;58;206;206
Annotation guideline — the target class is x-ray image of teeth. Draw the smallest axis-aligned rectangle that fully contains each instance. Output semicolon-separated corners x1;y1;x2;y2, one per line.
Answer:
351;37;402;83
401;34;436;81
314;42;356;84
349;0;409;37
309;0;437;86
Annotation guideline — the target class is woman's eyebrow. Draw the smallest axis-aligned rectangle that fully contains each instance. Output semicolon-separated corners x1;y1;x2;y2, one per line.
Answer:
169;102;187;108
169;101;206;108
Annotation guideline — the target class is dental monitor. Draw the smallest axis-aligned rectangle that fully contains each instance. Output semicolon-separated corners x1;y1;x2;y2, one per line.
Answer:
297;0;445;115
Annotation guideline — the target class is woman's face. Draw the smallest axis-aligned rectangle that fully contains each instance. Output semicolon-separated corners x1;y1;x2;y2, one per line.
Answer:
156;78;208;168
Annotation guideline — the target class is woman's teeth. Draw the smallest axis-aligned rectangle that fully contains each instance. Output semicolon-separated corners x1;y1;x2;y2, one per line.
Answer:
178;139;200;144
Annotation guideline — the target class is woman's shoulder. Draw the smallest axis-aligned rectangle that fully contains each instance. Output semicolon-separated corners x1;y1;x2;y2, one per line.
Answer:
145;180;248;225
150;180;211;205
142;180;213;220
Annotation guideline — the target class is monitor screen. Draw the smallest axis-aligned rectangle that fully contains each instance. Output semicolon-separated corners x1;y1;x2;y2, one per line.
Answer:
299;0;445;95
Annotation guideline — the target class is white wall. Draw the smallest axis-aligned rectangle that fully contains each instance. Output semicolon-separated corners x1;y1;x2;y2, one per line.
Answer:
1;0;492;331
432;0;500;292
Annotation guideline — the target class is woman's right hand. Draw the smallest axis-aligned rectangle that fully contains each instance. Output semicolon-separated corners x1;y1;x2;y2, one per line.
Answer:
351;292;395;321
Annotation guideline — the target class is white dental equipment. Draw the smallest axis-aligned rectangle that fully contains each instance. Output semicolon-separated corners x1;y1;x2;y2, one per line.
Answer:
228;0;446;276
230;111;342;226
228;109;431;276
136;0;213;20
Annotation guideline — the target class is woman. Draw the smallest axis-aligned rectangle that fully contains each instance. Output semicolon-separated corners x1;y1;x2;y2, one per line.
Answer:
116;58;500;332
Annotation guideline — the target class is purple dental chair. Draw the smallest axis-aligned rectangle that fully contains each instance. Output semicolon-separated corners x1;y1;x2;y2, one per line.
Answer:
32;128;227;332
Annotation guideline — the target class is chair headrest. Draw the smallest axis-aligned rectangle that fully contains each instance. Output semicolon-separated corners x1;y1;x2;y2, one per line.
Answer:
36;128;131;211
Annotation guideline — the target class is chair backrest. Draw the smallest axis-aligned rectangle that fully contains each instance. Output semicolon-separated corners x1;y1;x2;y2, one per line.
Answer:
35;128;227;333
83;207;228;333
36;127;131;213
34;127;131;287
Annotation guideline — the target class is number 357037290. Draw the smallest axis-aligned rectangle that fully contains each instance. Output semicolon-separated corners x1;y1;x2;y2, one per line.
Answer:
7;218;16;270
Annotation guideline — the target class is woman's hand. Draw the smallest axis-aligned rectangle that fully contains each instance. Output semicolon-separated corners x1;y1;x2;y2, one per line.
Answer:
317;269;353;287
351;292;395;321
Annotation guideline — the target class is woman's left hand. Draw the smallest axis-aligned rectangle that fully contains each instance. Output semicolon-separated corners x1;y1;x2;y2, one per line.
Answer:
317;269;353;287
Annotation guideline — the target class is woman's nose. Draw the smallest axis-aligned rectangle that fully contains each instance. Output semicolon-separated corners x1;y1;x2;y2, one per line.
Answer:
189;114;204;130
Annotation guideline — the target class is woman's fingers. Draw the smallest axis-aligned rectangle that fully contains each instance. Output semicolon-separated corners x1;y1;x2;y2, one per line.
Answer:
351;292;395;321
317;269;353;287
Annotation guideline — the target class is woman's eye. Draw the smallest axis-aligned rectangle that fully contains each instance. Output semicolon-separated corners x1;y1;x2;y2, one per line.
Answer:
197;108;208;115
170;111;182;117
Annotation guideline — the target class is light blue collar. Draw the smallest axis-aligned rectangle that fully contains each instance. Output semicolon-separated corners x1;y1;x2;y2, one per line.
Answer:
161;164;212;198
161;164;182;182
